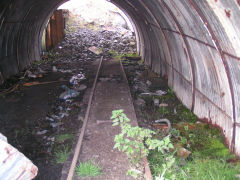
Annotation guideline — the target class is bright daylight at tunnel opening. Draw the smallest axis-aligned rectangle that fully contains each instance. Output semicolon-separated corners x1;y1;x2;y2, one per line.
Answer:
0;0;240;179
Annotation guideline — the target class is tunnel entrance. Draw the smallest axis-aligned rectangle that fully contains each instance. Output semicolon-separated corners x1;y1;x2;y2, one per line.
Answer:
0;1;140;179
1;0;240;179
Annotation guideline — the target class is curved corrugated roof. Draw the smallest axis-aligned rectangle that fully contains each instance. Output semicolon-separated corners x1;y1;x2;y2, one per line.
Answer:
0;0;240;155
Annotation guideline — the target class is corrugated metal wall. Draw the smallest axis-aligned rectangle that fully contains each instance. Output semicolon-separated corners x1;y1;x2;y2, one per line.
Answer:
0;0;240;155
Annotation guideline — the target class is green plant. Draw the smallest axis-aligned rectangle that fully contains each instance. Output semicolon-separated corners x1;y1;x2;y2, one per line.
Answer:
177;106;198;123
124;52;139;57
158;107;170;115
148;120;239;179
108;50;126;61
139;59;145;64
167;88;175;98
178;158;240;180
55;145;71;164
99;47;103;54
108;50;118;56
75;161;102;177
111;109;174;178
194;138;230;158
55;133;74;143
148;150;179;180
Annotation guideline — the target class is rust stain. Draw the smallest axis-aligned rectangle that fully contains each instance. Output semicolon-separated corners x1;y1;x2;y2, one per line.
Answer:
3;154;13;164
187;0;236;153
152;26;240;61
223;51;240;61
235;122;240;127
225;9;231;18
161;1;196;111
31;165;38;177
166;61;232;119
183;48;188;58
3;147;14;163
221;92;225;97
237;0;240;6
4;147;10;154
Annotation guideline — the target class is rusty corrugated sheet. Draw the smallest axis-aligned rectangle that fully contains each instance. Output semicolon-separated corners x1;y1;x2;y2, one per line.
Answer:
0;133;38;180
128;0;239;155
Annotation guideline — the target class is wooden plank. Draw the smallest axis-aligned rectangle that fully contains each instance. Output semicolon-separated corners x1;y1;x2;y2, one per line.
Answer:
45;10;65;51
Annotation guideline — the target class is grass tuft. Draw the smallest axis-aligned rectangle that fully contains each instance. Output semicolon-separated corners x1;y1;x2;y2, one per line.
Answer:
55;145;71;164
75;161;102;177
55;133;74;143
179;158;240;180
148;151;240;180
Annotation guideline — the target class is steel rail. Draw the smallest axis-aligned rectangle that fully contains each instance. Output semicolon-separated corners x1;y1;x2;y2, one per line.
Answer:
66;56;103;180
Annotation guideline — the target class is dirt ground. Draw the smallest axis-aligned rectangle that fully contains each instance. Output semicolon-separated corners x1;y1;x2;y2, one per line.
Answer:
0;60;92;179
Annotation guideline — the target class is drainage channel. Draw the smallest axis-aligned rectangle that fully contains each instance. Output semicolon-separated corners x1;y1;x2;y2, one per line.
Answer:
63;57;152;180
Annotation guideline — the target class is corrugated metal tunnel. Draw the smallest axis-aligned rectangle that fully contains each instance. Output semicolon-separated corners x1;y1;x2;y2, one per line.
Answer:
0;0;240;155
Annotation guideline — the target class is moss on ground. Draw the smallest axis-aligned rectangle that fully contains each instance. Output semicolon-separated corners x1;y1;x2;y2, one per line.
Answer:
122;54;240;179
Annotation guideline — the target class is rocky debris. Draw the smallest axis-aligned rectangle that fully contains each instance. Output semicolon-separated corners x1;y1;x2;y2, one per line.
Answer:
69;73;85;85
26;70;37;79
50;122;63;128
153;99;160;106
52;66;58;72
59;26;136;60
177;147;192;159
36;130;48;135
154;119;172;133
59;85;80;100
74;84;87;91
88;46;102;55
139;90;167;97
159;103;168;107
155;90;167;96
135;98;146;106
21;19;137;160
146;80;152;87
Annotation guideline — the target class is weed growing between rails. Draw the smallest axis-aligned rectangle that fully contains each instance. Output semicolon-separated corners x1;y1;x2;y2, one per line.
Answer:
55;133;74;143
55;145;71;164
108;50;139;61
111;109;174;179
75;161;102;177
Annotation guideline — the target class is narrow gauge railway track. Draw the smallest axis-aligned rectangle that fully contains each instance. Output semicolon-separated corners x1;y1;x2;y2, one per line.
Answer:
66;56;103;180
65;56;152;180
